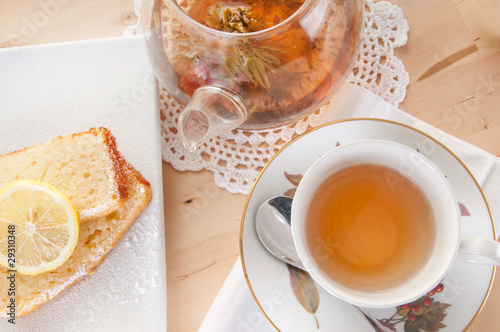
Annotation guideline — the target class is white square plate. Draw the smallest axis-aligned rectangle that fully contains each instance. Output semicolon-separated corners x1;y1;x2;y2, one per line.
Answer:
0;36;166;331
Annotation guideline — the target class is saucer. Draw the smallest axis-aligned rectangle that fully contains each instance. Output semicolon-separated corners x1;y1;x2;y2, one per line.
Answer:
240;119;495;331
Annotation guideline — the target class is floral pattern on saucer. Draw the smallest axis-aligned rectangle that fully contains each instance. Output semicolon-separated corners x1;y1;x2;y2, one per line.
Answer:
379;284;449;332
241;119;495;332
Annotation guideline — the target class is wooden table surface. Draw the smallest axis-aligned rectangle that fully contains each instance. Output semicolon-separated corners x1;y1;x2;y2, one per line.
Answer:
1;0;499;331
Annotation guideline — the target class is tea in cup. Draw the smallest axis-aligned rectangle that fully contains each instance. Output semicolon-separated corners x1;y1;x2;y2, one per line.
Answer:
291;139;499;308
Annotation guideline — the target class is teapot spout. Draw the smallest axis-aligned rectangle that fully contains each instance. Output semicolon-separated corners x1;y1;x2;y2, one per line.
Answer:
177;86;248;152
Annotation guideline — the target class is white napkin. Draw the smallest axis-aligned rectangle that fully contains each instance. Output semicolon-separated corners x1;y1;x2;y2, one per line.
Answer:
199;83;500;332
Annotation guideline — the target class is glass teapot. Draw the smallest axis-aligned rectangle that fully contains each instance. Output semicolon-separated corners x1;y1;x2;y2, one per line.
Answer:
142;0;363;151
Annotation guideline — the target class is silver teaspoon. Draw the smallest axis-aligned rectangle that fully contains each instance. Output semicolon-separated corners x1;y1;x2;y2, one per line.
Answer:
256;196;387;332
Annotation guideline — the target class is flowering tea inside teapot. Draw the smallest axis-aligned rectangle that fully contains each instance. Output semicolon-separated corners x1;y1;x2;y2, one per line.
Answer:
145;0;363;150
172;0;308;109
181;0;305;33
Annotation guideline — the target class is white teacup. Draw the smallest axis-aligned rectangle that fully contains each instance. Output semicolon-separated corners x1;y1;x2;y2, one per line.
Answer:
291;139;499;308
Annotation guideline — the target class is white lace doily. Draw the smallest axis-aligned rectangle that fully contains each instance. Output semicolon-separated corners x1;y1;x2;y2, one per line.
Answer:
138;0;410;194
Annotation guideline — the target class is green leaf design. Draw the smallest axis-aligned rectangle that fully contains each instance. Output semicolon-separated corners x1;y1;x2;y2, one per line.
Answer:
404;302;450;332
404;323;422;332
287;264;320;329
283;172;302;198
283;187;297;198
284;172;302;187
422;302;451;332
383;284;450;332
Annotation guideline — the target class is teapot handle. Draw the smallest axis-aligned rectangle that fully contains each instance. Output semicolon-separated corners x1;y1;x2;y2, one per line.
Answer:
459;236;500;265
177;85;247;152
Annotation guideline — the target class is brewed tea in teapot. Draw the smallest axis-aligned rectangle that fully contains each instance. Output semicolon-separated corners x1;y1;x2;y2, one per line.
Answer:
143;0;363;150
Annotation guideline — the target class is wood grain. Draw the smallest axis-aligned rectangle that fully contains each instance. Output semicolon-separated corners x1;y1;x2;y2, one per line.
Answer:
417;45;478;81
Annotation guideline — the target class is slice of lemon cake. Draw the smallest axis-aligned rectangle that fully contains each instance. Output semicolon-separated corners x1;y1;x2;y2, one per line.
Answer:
0;128;128;221
0;128;152;317
0;163;151;317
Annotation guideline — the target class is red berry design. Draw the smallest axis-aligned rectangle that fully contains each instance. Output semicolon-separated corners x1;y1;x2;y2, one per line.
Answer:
382;282;449;330
423;296;433;307
435;283;444;293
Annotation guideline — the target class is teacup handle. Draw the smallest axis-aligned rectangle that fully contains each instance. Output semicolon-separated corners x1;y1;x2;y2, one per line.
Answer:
459;236;500;265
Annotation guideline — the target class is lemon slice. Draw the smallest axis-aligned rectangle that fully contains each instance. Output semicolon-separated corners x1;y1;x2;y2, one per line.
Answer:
0;180;79;275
